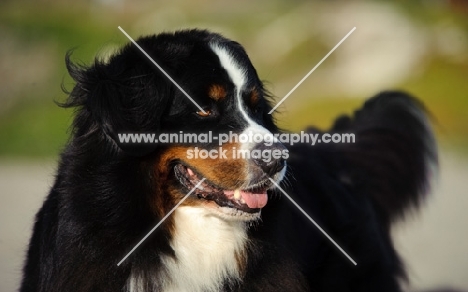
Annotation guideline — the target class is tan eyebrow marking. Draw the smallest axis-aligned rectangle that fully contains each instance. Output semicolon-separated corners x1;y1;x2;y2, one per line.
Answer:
208;84;227;101
250;88;259;106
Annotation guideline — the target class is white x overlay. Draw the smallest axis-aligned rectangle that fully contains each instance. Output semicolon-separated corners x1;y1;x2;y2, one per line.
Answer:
116;26;357;266
268;27;356;114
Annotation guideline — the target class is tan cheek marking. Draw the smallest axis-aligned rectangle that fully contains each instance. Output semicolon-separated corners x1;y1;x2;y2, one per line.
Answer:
157;143;249;190
208;84;227;101
151;143;248;225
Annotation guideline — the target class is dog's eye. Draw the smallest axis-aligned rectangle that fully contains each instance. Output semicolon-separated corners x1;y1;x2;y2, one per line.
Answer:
196;109;212;117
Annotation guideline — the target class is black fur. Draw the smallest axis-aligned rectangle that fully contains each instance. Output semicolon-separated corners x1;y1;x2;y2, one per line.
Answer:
21;29;437;292
260;91;437;291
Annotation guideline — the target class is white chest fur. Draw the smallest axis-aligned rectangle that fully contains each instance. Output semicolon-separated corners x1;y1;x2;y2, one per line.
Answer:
128;206;248;292
162;207;247;292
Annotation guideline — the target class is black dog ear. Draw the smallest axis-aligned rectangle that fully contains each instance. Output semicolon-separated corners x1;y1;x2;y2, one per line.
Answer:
63;50;171;157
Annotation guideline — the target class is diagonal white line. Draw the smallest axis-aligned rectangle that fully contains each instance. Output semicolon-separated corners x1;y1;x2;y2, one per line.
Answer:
117;178;206;266
118;26;207;114
268;27;356;114
268;178;357;266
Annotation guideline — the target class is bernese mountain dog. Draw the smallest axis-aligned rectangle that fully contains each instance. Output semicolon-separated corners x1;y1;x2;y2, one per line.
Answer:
20;29;437;292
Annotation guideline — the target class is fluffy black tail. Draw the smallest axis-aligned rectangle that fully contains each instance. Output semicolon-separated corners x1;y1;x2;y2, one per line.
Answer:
331;91;438;223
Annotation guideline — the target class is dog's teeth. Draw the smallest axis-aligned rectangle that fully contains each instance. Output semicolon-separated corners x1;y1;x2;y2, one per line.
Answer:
240;198;246;204
234;189;241;199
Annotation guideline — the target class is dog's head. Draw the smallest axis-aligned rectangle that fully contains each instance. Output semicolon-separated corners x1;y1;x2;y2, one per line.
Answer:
65;29;286;221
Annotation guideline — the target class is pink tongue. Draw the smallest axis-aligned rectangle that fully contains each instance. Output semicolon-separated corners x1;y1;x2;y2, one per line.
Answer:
240;191;268;209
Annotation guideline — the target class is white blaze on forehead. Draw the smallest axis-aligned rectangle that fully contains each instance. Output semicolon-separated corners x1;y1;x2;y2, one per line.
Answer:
210;42;286;183
209;42;271;135
209;43;246;92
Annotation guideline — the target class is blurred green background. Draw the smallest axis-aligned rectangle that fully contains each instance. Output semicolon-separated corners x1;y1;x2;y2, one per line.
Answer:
1;0;467;158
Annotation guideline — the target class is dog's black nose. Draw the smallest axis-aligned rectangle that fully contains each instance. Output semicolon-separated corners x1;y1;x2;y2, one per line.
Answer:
252;142;286;177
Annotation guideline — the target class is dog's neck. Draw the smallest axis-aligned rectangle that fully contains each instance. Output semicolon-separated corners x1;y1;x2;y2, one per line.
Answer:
160;206;248;292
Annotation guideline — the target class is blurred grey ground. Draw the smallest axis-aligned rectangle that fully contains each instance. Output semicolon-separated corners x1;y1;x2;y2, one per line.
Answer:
0;151;467;292
0;161;56;292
